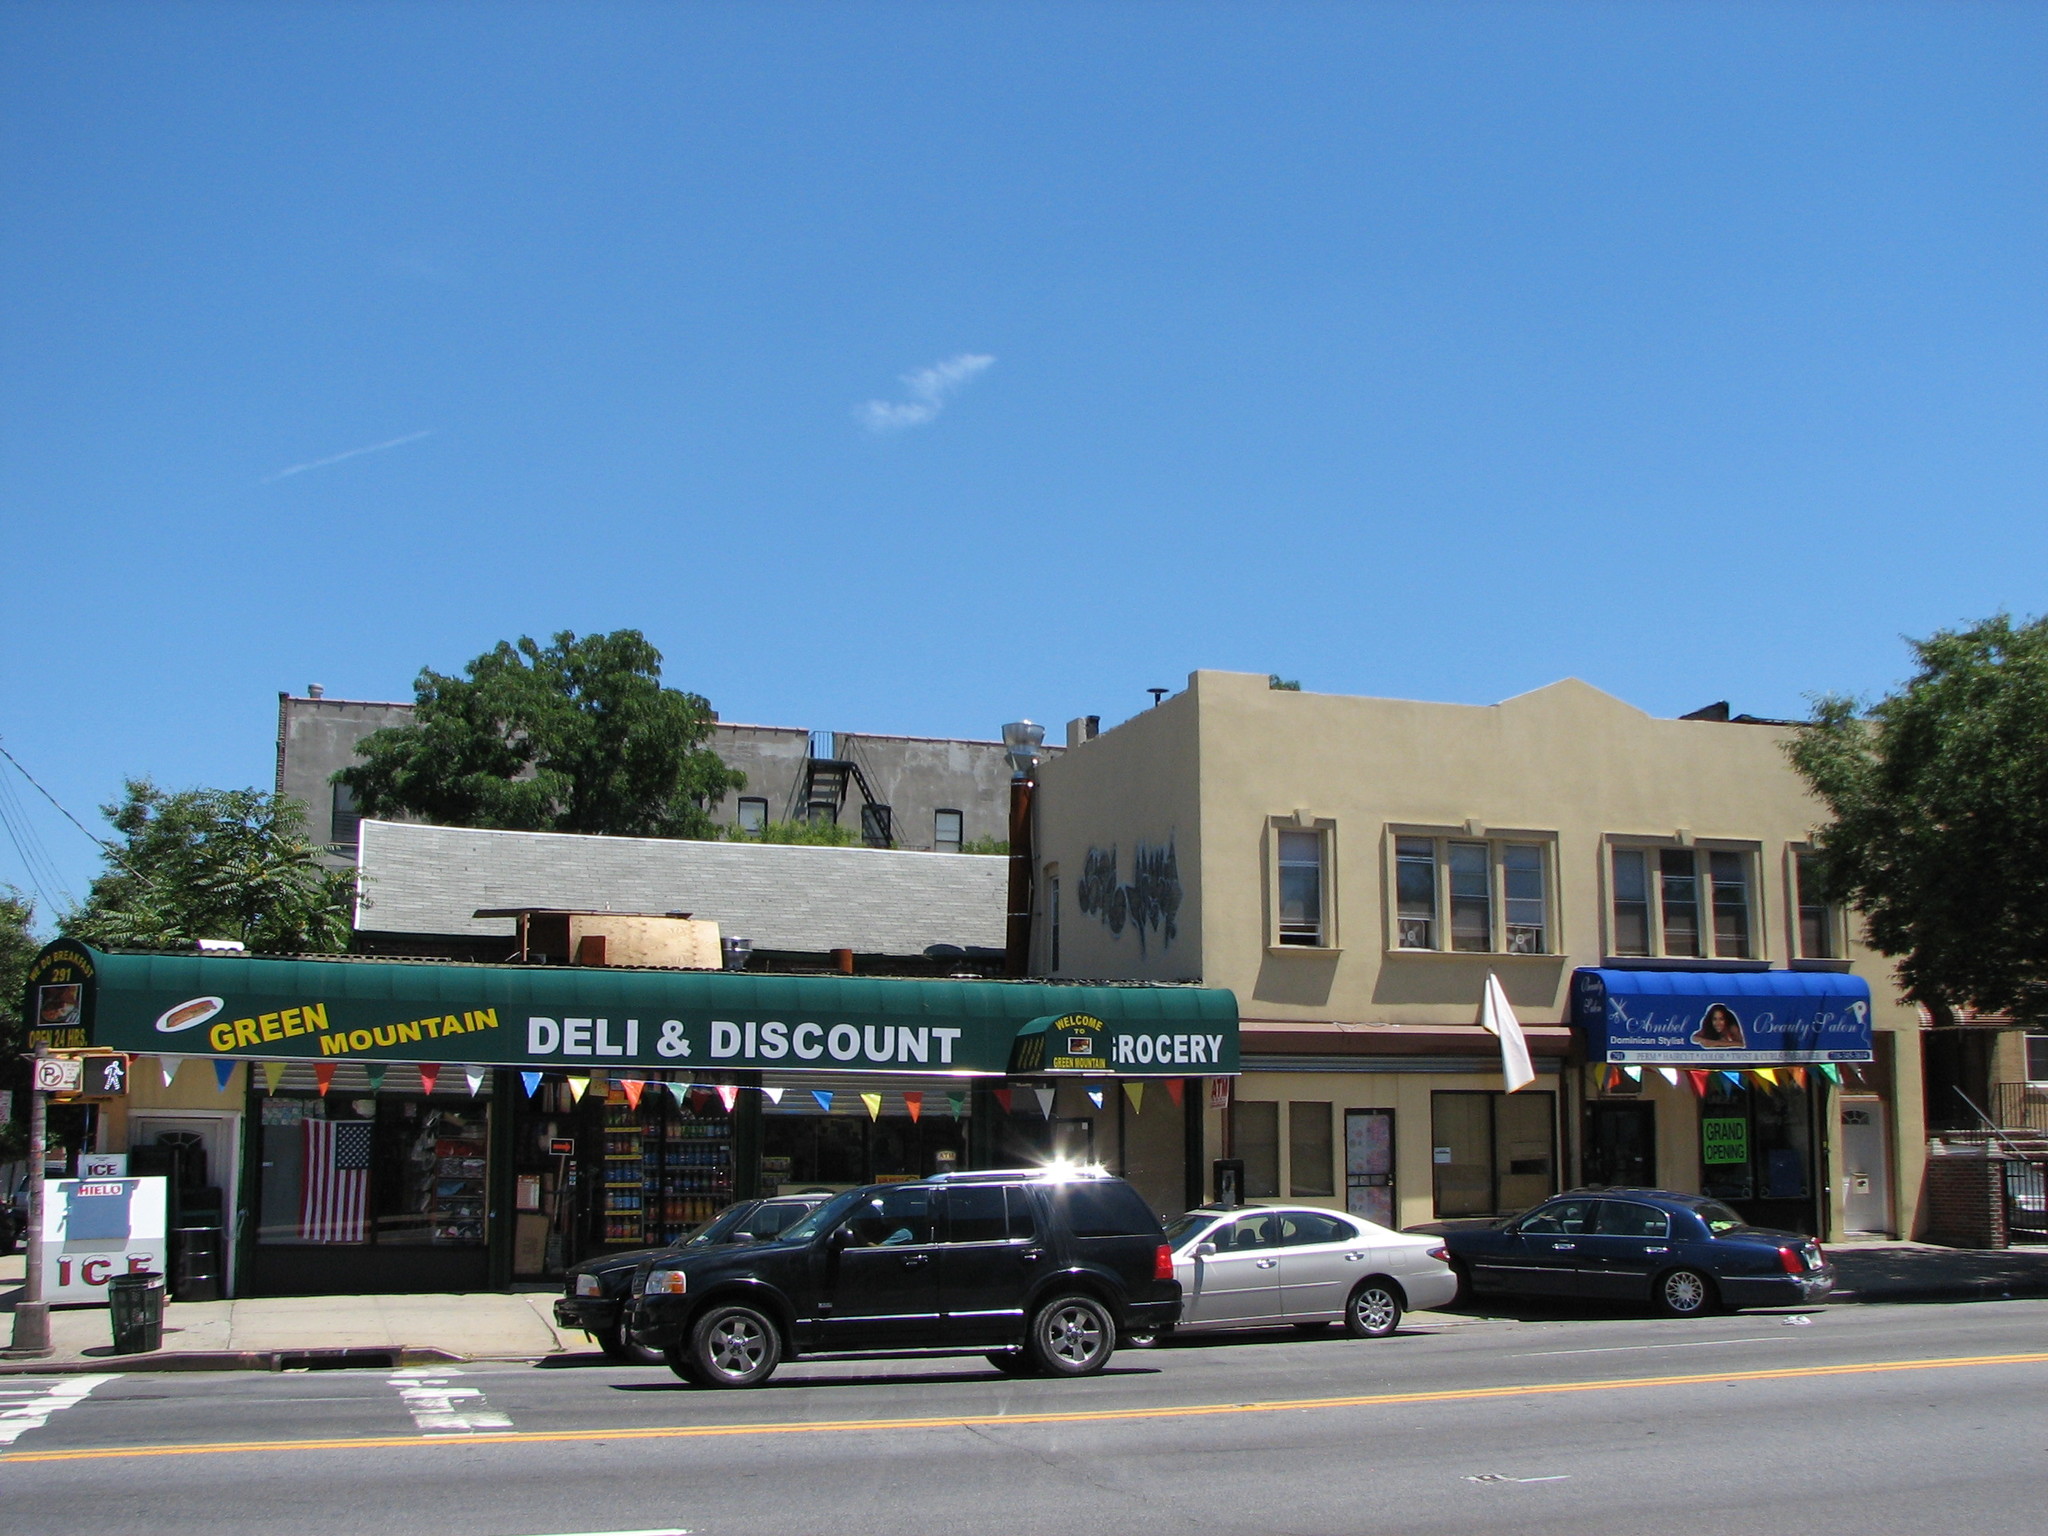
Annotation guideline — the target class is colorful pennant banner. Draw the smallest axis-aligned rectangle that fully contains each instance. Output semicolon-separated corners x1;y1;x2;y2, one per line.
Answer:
860;1092;883;1121
903;1091;923;1123
262;1060;287;1095
365;1064;387;1094
812;1090;834;1113
213;1058;237;1091
1123;1081;1145;1114
313;1062;335;1096
418;1064;440;1096
522;1071;543;1098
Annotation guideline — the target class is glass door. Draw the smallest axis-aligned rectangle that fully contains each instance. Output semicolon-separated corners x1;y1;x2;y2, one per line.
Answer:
1344;1109;1395;1226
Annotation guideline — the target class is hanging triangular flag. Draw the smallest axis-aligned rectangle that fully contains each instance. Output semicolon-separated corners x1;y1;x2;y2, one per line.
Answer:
763;1086;784;1105
860;1091;883;1121
262;1060;286;1095
365;1064;387;1093
1686;1070;1710;1098
903;1091;923;1123
621;1079;645;1110
993;1088;1013;1115
1622;1065;1642;1083
1480;972;1536;1092
213;1058;237;1091
811;1089;834;1113
688;1086;712;1113
1819;1063;1842;1084
717;1084;739;1113
418;1064;440;1096
947;1092;965;1120
566;1074;591;1104
313;1062;335;1096
1123;1081;1145;1114
1604;1065;1626;1093
1721;1071;1743;1087
1033;1087;1055;1119
669;1082;692;1109
1754;1067;1779;1088
465;1066;486;1097
1790;1066;1808;1089
1164;1078;1185;1108
1658;1067;1681;1087
1086;1086;1105;1109
159;1056;184;1087
522;1071;543;1098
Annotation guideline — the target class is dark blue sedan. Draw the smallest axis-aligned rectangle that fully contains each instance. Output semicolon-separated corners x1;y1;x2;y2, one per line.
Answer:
1440;1189;1834;1317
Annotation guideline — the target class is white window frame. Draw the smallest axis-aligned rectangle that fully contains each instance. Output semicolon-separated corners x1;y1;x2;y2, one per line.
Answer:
736;797;769;835
1385;827;1558;956
1267;816;1338;951
934;809;964;852
1604;838;1766;962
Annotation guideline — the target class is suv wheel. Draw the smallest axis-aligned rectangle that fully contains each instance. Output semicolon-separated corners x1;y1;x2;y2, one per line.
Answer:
1027;1294;1115;1378
688;1303;783;1388
1343;1280;1403;1339
663;1344;700;1384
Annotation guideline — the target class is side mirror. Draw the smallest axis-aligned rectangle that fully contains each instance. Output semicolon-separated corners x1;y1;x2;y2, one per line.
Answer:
1194;1242;1218;1260
728;1231;755;1246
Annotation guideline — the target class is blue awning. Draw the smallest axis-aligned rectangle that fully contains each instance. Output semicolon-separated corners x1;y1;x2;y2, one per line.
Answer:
1572;969;1873;1066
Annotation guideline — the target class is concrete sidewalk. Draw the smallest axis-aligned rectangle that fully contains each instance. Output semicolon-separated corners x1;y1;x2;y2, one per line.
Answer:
4;1241;2046;1374
0;1253;590;1373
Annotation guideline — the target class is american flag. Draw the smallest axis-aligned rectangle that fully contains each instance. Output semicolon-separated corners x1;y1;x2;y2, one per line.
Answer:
301;1120;373;1242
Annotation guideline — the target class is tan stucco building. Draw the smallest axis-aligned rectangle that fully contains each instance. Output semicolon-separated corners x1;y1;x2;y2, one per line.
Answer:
1032;669;1925;1241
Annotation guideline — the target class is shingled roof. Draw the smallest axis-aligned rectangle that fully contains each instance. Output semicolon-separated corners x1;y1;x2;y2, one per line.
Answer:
354;820;1007;956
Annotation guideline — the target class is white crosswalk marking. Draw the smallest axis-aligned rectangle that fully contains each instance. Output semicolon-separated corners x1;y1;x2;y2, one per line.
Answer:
387;1367;513;1433
0;1375;119;1445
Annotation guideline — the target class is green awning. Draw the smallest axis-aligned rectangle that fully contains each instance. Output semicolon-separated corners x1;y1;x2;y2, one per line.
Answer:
26;940;1239;1079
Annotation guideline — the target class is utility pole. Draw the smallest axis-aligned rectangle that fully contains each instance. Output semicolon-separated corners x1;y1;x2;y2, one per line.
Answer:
6;1044;53;1357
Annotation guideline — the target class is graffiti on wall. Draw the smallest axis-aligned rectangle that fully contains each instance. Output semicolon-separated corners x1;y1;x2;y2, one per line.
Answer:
1075;838;1182;956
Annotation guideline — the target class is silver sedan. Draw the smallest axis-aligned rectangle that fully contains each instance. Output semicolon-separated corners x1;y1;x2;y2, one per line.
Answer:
1151;1205;1458;1340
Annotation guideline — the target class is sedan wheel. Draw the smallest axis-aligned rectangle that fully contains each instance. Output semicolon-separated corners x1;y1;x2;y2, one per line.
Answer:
688;1304;782;1388
1655;1268;1715;1318
1027;1295;1115;1377
1344;1281;1403;1339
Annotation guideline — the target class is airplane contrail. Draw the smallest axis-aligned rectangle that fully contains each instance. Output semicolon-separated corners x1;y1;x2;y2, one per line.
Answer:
265;429;436;483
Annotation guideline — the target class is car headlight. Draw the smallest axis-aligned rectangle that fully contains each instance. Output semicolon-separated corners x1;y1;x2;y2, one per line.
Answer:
644;1268;687;1296
574;1273;604;1297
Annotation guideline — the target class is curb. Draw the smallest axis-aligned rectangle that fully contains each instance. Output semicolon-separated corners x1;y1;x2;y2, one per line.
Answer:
1828;1281;2048;1306
0;1346;470;1376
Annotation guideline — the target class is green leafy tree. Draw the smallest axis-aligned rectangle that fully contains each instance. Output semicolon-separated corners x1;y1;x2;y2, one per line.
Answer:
1;890;32;1153
65;782;355;953
340;630;745;839
1788;613;2048;1022
741;819;860;847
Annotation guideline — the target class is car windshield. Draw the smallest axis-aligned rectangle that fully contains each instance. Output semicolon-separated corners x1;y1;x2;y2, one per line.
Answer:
1163;1212;1221;1248
1692;1199;1748;1235
679;1202;757;1247
779;1188;867;1244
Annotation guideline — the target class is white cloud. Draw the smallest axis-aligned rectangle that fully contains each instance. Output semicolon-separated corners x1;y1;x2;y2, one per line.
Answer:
856;353;994;433
264;429;435;483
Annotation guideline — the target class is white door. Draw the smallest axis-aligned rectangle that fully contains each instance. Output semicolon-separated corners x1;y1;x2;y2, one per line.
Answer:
128;1113;241;1297
1275;1210;1365;1318
1839;1098;1891;1235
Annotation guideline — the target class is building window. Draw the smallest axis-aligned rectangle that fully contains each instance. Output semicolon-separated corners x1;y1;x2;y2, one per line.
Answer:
1611;845;1757;960
736;797;768;835
1795;849;1836;959
329;782;361;850
1430;1090;1557;1218
1288;1102;1334;1198
1047;873;1061;971
860;803;893;848
2027;1034;2048;1084
934;809;963;852
1277;829;1326;945
1394;836;1550;954
1233;1101;1280;1198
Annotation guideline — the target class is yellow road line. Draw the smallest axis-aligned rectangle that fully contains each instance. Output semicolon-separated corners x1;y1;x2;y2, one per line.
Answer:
8;1350;2045;1466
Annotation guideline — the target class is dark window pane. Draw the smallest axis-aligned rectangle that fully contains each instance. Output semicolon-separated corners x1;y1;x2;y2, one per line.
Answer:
1278;1211;1352;1246
1449;841;1491;951
1278;829;1323;944
1660;849;1700;957
1502;844;1546;954
1048;1181;1161;1238
1797;851;1833;959
1612;849;1650;956
1396;837;1437;949
1593;1201;1670;1239
1235;1101;1280;1198
1710;851;1751;959
2029;1035;2048;1083
1289;1101;1334;1197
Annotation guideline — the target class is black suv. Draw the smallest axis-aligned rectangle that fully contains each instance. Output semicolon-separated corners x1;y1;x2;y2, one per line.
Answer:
557;1193;831;1362
626;1169;1181;1388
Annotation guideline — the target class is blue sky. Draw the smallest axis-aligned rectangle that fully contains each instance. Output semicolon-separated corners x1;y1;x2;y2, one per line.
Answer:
2;2;2043;915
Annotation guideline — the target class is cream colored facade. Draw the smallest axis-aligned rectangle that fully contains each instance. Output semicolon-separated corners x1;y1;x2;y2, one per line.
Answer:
1034;669;1927;1240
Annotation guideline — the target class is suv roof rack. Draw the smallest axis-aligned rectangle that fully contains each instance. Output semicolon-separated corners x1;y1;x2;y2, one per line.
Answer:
918;1165;1115;1184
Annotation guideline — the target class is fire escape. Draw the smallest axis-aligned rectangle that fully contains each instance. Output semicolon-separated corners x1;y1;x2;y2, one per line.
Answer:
790;731;894;847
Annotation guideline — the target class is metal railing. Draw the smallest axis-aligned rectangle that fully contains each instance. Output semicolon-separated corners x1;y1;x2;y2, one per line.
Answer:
2007;1160;2048;1241
1994;1082;2048;1132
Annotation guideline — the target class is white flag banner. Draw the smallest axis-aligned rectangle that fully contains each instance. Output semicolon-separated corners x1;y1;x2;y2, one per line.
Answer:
1033;1087;1056;1119
1480;973;1536;1093
1658;1067;1681;1087
763;1086;784;1105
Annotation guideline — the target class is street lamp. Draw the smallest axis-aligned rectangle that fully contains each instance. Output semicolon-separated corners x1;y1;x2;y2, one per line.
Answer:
1000;722;1045;977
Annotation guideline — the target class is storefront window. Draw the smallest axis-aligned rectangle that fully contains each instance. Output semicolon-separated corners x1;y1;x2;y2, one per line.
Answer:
255;1093;488;1248
757;1075;973;1190
1232;1100;1280;1198
1430;1091;1557;1218
1700;1076;1814;1225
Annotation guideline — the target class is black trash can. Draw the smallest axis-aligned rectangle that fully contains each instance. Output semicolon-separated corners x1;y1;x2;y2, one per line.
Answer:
170;1227;223;1303
107;1272;166;1355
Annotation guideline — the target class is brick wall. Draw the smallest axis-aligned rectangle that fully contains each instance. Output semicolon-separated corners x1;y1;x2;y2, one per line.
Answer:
1922;1154;2008;1249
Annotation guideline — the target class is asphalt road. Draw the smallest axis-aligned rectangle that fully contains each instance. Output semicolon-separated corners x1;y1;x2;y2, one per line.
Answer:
6;1299;2046;1536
